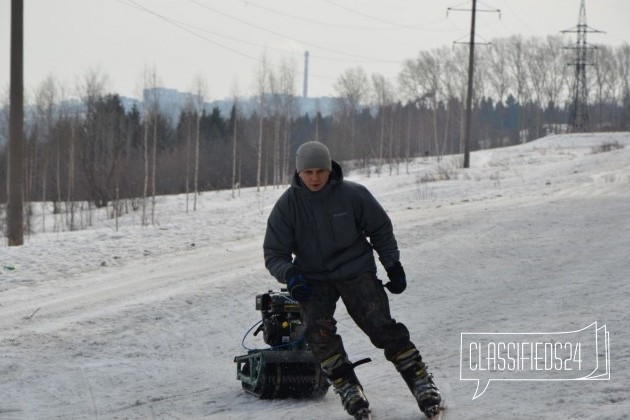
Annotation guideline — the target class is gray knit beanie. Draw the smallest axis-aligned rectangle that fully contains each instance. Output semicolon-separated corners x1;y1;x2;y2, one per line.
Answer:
296;141;332;173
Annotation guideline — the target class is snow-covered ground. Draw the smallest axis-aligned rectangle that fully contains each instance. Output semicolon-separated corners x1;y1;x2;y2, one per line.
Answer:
1;132;629;419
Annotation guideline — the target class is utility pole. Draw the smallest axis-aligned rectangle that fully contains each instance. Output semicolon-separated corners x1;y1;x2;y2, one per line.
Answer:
7;0;24;246
448;1;499;168
562;0;604;132
463;0;477;169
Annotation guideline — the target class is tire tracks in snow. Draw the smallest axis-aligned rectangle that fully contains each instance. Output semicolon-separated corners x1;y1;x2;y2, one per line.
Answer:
0;238;263;339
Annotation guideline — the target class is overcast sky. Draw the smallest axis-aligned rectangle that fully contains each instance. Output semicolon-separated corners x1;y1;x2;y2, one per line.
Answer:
1;0;628;101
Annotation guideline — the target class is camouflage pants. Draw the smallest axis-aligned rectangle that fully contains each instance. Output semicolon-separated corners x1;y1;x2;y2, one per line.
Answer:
300;271;416;364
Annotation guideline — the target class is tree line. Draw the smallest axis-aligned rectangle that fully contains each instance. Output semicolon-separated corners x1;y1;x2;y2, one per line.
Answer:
1;35;629;233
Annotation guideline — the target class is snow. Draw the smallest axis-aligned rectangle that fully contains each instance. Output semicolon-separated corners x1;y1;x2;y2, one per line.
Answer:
1;132;629;419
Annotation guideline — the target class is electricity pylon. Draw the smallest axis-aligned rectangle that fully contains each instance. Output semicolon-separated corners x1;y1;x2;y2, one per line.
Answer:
562;0;604;132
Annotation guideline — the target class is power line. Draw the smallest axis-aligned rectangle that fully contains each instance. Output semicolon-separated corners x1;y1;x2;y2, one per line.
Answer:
322;0;451;31
242;0;400;31
122;0;377;66
322;0;417;28
120;0;261;63
185;0;402;63
118;0;338;82
121;0;426;88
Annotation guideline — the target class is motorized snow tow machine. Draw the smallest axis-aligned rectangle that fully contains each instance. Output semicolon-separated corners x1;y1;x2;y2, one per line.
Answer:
234;289;330;399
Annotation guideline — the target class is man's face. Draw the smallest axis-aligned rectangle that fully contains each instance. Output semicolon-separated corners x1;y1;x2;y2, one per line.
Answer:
299;168;331;192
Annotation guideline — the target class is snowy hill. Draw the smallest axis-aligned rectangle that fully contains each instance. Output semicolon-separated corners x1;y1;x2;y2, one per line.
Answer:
1;132;629;419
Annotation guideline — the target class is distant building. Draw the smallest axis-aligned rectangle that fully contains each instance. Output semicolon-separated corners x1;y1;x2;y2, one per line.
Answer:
135;87;335;123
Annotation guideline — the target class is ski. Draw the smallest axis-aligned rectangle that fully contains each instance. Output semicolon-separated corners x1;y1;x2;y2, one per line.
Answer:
426;400;446;420
354;407;372;419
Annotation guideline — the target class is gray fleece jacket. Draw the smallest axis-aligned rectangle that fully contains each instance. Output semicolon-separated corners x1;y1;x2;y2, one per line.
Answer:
263;161;400;283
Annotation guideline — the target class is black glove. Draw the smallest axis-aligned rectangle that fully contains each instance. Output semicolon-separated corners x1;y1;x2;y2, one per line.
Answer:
385;261;407;294
286;269;312;302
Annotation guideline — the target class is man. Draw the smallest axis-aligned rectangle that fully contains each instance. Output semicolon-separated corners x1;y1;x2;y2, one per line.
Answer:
263;141;441;419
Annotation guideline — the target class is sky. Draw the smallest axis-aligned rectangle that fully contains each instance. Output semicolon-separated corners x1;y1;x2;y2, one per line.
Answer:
1;131;628;417
1;0;629;101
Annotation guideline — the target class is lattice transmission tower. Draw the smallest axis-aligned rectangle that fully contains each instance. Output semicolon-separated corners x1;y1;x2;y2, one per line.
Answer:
561;0;604;132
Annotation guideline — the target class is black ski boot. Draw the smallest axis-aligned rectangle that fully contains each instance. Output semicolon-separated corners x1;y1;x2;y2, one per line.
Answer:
321;354;371;419
393;349;441;418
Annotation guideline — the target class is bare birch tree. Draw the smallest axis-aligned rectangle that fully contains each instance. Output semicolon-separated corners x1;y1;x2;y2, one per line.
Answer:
33;75;56;232
399;50;444;158
280;59;297;185
268;57;297;187
77;68;109;211
141;66;160;225
65;107;79;231
333;66;369;164
192;76;206;211
592;45;616;130
443;46;469;154
53;82;71;231
543;35;569;133
230;102;239;198
255;54;269;192
371;73;395;172
506;35;531;142
484;39;511;103
182;95;195;212
616;44;630;129
525;38;548;138
267;69;282;187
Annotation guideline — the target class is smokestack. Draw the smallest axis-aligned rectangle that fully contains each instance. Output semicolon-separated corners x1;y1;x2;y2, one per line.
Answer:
303;51;309;98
